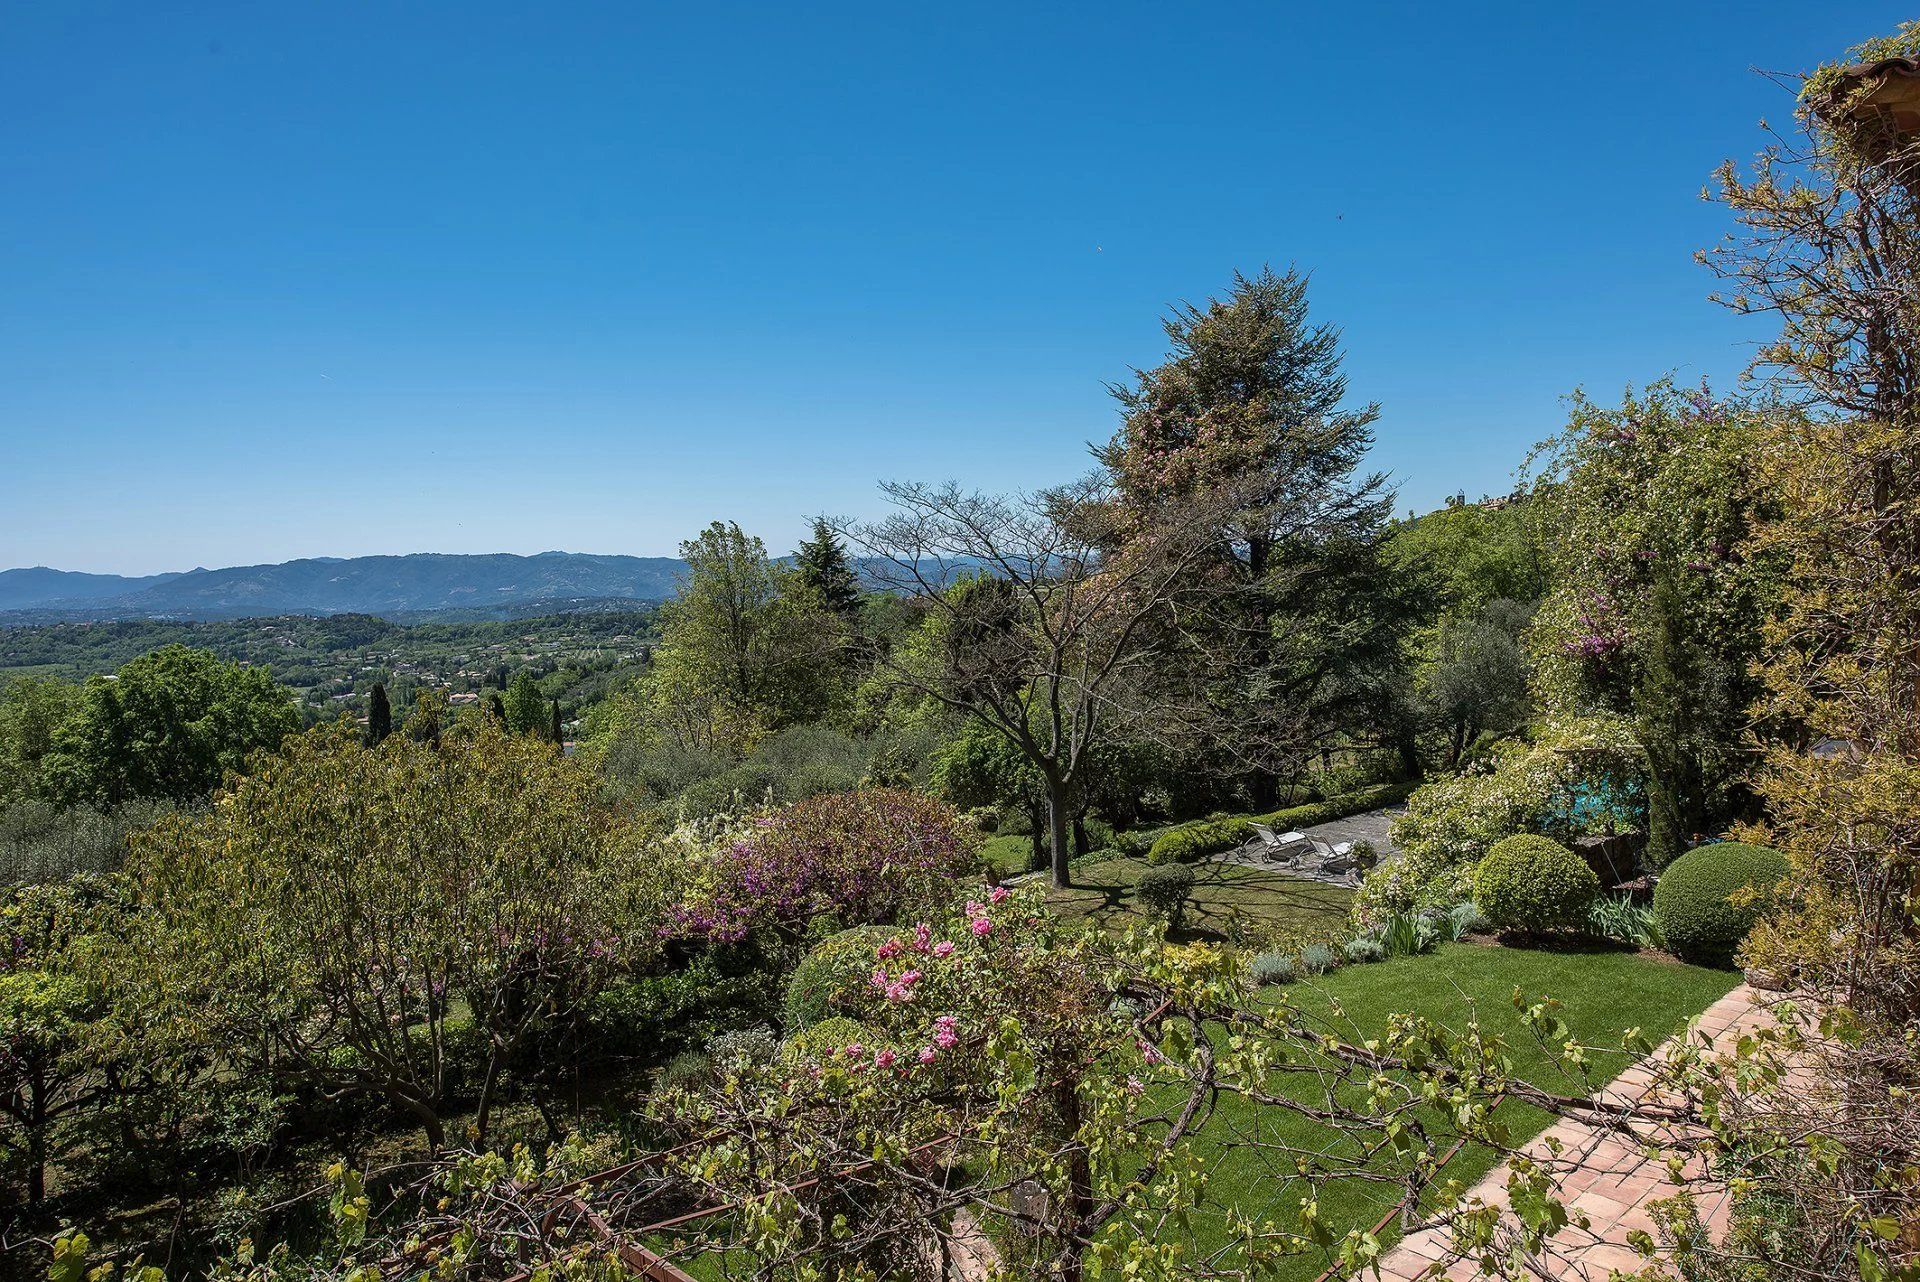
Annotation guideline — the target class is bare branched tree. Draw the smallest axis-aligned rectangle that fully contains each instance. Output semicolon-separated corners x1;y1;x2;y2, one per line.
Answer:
839;475;1228;888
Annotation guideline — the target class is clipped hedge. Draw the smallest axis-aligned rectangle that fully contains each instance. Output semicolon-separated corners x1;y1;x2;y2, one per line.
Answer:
782;925;895;1030
1653;842;1789;966
1473;834;1599;935
1145;782;1413;864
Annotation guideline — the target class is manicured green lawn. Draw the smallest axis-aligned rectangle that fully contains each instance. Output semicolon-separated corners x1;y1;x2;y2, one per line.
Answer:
980;832;1041;879
1045;852;1352;942
1169;943;1739;1277
647;944;1733;1278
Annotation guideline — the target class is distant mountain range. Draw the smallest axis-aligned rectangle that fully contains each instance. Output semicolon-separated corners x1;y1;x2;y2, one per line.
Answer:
0;553;690;623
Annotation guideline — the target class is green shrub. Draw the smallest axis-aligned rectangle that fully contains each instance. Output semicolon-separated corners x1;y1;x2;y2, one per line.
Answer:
1249;952;1296;985
1652;842;1789;966
1112;829;1151;858
1300;942;1340;976
1473;834;1600;935
1375;911;1439;958
1447;900;1489;940
782;925;895;1030
1587;894;1665;950
1146;817;1252;864
1344;937;1386;964
1137;864;1197;932
1352;716;1644;929
656;1050;713;1093
783;1015;875;1061
707;1025;778;1071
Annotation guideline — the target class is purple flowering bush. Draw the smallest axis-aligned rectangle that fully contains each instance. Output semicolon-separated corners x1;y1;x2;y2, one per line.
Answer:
671;788;981;942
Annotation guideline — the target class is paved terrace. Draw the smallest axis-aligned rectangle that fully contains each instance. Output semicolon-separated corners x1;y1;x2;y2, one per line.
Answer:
1376;984;1781;1281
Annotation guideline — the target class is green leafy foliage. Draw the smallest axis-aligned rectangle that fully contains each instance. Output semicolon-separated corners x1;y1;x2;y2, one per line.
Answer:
114;718;674;1146
1472;835;1600;935
1299;942;1340;976
782;926;896;1030
1652;842;1788;966
1146;816;1254;864
41;646;299;809
1355;716;1641;926
1248;951;1296;985
781;1014;874;1062
1586;894;1664;950
1136;864;1197;933
1343;936;1386;964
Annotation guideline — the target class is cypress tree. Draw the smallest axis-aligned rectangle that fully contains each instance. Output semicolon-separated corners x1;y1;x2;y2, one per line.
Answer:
793;517;863;619
366;683;393;746
489;693;507;724
550;700;564;746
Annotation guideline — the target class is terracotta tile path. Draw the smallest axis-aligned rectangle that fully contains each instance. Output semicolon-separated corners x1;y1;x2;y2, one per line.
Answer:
1372;983;1778;1281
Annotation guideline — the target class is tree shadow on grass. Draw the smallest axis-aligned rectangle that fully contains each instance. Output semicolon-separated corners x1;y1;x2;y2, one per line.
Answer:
1049;856;1352;943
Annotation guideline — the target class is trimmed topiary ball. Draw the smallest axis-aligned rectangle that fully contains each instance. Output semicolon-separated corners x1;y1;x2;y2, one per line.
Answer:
1472;834;1600;935
1653;842;1790;966
783;1015;877;1062
783;925;896;1030
1138;864;1197;932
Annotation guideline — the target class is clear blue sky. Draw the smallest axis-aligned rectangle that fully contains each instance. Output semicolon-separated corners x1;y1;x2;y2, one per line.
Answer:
1;3;1906;575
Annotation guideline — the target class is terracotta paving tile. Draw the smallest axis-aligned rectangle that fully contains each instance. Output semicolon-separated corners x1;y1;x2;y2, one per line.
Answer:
1374;987;1772;1281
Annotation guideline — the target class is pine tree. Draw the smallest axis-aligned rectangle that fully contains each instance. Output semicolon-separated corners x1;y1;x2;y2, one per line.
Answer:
366;683;393;746
793;517;863;619
503;671;545;736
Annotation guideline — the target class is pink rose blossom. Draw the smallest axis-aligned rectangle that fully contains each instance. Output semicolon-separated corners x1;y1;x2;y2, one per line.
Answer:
932;940;956;958
874;1048;896;1069
876;938;903;960
989;885;1009;904
918;1047;938;1065
970;918;993;937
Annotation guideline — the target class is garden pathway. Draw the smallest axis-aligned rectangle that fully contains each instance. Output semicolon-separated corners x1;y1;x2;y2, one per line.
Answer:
1372;983;1776;1281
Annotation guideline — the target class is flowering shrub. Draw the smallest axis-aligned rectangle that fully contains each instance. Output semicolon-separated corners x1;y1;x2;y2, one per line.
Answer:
670;788;980;941
1524;381;1785;716
1352;715;1641;928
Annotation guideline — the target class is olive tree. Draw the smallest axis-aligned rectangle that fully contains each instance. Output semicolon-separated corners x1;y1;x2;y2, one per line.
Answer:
116;718;671;1147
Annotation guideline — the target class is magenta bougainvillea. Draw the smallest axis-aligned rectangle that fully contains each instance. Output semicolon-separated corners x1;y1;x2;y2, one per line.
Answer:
672;789;981;941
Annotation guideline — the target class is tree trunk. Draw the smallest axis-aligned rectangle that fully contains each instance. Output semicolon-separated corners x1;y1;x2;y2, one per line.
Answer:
1047;780;1072;889
1054;1080;1092;1282
474;1043;505;1145
27;1071;47;1206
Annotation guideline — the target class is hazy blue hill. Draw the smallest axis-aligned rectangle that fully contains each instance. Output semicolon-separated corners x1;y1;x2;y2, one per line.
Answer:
0;566;187;611
0;552;687;621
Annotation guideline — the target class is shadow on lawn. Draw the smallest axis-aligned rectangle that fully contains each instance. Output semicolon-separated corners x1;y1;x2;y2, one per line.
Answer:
1054;858;1351;943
